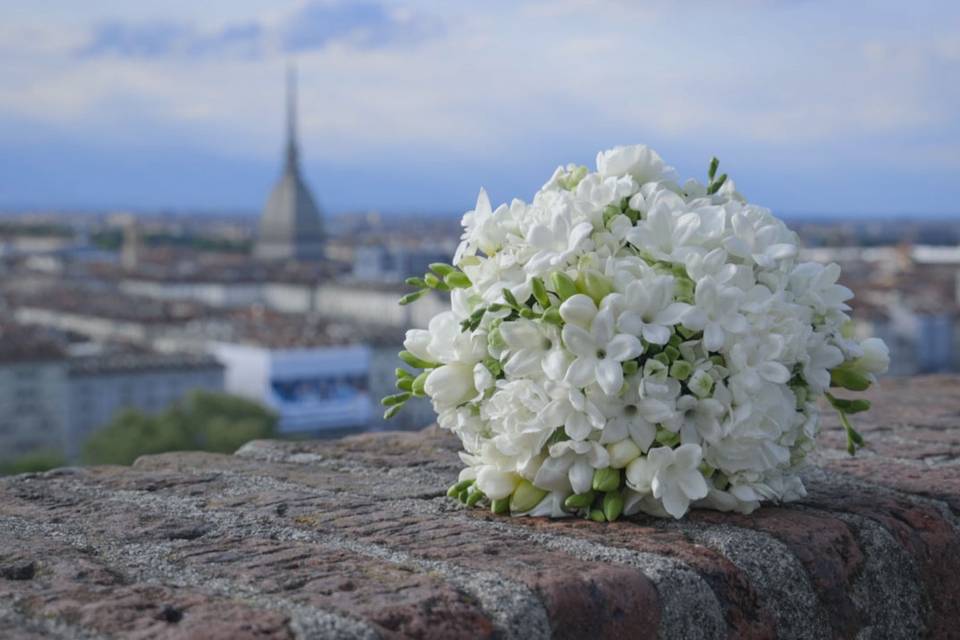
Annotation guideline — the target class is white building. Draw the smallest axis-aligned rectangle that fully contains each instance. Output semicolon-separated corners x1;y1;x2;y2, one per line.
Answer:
213;342;371;434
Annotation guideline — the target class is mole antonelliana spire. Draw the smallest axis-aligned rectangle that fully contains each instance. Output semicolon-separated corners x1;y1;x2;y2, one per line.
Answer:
254;63;325;262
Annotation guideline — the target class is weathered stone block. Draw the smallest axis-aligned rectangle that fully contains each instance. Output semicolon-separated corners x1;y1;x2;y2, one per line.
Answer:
2;376;959;639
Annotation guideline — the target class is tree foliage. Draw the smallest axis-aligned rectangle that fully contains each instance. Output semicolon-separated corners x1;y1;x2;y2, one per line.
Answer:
82;391;277;466
0;450;66;476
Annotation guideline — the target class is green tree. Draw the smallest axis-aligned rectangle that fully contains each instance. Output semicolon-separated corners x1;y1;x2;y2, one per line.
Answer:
0;450;66;476
82;391;277;466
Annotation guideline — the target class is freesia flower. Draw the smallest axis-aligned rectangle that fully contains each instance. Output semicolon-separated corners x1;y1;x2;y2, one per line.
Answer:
625;444;709;519
560;298;643;394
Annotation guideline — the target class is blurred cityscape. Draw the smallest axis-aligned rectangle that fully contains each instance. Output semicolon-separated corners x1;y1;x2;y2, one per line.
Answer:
2;74;959;473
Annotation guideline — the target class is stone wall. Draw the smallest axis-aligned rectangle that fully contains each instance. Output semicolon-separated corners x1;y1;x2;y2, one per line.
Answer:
1;375;959;639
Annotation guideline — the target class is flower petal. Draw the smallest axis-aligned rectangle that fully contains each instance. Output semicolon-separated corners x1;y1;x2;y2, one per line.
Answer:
562;324;596;358
596;358;624;395
605;334;644;361
564;357;596;388
559;294;597;327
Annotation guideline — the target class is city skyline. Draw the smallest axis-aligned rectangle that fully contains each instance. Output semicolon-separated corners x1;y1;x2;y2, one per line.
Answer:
0;1;958;217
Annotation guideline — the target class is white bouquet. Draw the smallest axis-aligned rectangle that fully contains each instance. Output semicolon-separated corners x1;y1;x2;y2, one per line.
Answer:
384;145;888;520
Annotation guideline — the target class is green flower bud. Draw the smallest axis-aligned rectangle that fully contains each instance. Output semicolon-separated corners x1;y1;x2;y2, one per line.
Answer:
396;377;413;391
563;491;595;510
589;509;607;523
444;271;472;289
510;480;548;513
592;467;621;493
429;262;455;277
653;352;671;367
383;405;402;420
689;369;714;397
519;308;538;319
424;273;442;288
482;356;502;377
465;488;484;507
502;288;522;309
664;346;680;362
655;430;680;447
405;276;427;288
491;497;510;514
395;368;413;379
602;204;621;225
644;358;668;380
399;289;427;306
576;269;613;305
531;277;551;308
411;371;428;396
708;157;719;181
830;367;871;392
447;479;474;497
677;325;698;339
602;491;624;522
670;360;693;381
542;308;563;326
622;360;639;375
381;392;410;407
458;487;471;503
488;327;507;350
675;279;694;303
551;272;578;301
398;350;438;370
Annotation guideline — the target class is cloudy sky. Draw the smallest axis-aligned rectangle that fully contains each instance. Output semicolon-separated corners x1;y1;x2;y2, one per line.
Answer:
0;0;957;217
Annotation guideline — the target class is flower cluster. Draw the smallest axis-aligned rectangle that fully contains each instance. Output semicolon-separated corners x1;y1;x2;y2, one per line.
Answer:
384;145;889;520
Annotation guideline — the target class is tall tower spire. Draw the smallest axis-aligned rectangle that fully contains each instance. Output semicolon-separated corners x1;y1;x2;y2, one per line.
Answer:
285;62;298;171
255;63;325;262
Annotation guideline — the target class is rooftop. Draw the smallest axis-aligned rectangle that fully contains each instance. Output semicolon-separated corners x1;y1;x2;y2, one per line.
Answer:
9;285;217;324
68;350;223;377
0;322;66;364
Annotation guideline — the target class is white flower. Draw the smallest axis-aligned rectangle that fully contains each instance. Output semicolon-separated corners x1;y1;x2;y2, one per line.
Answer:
560;297;643;395
588;379;657;451
724;208;798;269
455;189;518;263
727;334;792;392
596;144;679;185
682;276;747;351
499;318;560;378
542;382;605;441
615;274;691;345
475;466;520;500
801;333;844;392
524;205;594;275
534;439;609;494
676;394;727;445
856;337;890;375
425;364;476;408
625;444;709;518
788;262;853;318
625;202;701;264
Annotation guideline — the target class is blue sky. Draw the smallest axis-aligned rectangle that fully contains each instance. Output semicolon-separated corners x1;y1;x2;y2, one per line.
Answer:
0;0;957;218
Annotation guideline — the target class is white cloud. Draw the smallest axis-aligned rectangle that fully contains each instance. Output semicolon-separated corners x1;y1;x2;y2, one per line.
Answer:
0;0;957;175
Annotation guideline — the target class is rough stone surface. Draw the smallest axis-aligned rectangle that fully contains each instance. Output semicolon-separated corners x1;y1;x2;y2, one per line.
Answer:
2;375;960;639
